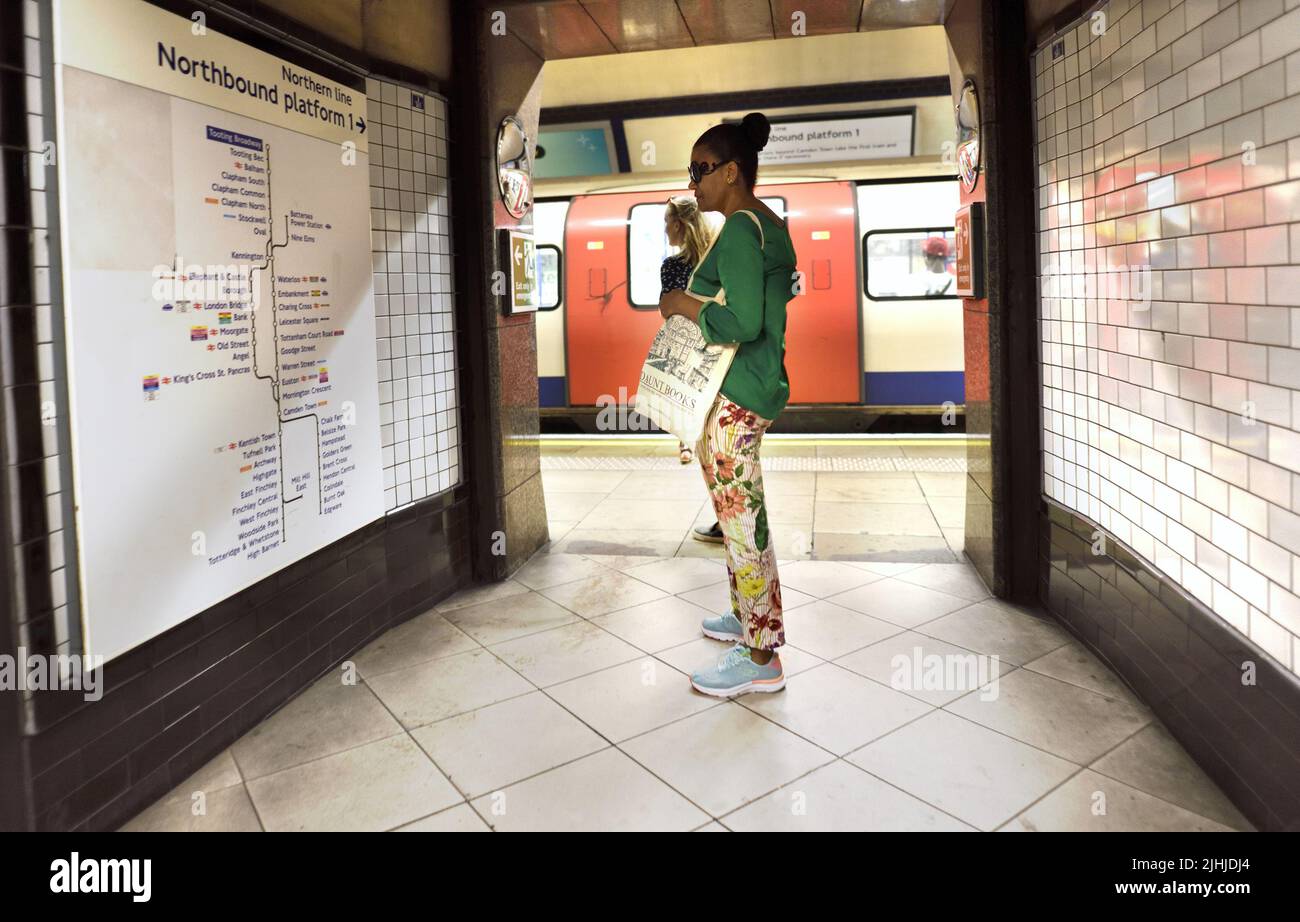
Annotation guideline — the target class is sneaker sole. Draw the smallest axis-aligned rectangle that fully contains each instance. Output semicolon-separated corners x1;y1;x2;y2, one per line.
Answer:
690;674;786;697
702;626;744;642
692;532;725;544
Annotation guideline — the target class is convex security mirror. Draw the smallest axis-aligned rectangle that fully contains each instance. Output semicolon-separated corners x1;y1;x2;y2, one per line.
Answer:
496;115;533;218
955;78;980;193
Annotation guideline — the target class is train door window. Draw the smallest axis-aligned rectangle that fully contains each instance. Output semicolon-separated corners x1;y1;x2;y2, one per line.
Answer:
628;203;673;309
862;228;959;299
537;244;561;310
759;196;786;223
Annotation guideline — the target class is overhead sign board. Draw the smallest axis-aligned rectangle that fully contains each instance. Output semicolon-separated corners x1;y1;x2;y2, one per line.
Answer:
759;111;914;165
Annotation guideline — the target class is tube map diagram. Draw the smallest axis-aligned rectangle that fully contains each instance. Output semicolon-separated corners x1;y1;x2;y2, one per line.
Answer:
55;2;383;661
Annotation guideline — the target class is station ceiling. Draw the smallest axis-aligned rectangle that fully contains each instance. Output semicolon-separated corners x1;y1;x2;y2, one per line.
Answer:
501;0;952;58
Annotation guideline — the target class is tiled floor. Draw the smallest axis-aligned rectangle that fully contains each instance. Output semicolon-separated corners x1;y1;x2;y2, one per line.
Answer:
122;441;1254;832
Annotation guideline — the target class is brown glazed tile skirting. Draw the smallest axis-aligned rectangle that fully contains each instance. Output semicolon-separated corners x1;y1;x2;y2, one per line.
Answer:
1040;498;1300;832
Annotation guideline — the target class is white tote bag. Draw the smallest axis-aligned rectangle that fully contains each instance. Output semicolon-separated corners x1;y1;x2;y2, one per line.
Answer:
634;211;764;444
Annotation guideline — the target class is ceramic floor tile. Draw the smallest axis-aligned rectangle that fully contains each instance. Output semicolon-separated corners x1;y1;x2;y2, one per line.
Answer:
365;648;534;729
541;470;629;493
546;521;577;542
811;532;957;562
393;803;492;832
468;747;709;831
741;663;933;755
1089;724;1255;830
583;553;671;571
511;552;614;590
826;577;972;628
546;656;724;742
538;569;667;618
764;642;826;676
441;589;581;646
164;749;243;801
588;594;715;653
779;598;905;660
609;470;710;500
620;556;727;594
777;559;884;597
653;637;736;674
896;562;991;601
673;535;731;559
918;599;1071;665
410;692;609;798
999;769;1236;832
761;471;817;495
120;783;262;832
813;500;943;536
543;492;607;523
232;675;403;780
945;668;1152;765
833;629;1017;706
916;472;967;496
765;491;815;525
847;710;1080;831
246;734;461;832
352;609;480;678
926;496;967;529
436;578;531;613
550;528;686;559
849;560;927;577
1021;640;1145;706
814;472;925;503
488;621;644;687
722;759;974;831
619;703;835;816
576;497;707;532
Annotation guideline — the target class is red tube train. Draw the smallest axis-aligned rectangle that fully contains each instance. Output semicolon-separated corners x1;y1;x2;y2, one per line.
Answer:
534;176;963;429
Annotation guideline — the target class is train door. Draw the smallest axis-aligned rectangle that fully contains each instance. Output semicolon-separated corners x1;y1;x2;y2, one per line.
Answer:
562;181;861;407
856;179;964;407
533;200;568;407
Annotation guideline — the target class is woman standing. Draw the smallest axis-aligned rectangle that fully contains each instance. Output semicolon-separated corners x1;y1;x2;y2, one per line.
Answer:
660;196;713;467
658;112;797;697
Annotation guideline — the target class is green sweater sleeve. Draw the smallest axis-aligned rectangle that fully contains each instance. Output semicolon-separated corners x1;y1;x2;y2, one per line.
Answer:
698;212;764;345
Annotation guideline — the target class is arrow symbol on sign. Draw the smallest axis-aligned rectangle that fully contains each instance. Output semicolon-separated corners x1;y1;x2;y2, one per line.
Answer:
357;118;366;134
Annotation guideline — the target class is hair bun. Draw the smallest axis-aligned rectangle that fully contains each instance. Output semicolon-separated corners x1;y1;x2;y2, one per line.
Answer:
741;112;771;152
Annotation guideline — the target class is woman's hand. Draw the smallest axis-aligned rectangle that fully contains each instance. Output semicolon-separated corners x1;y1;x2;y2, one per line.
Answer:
659;289;698;321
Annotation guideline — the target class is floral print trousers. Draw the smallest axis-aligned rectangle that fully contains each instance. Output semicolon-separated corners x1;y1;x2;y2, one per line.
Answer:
695;394;785;651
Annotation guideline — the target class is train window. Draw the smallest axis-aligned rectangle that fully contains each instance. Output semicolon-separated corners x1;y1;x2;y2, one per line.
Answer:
537;244;561;311
759;196;786;222
863;228;959;300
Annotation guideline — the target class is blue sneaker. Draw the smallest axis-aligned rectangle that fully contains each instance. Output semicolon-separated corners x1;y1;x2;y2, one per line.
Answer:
690;644;785;698
701;611;744;642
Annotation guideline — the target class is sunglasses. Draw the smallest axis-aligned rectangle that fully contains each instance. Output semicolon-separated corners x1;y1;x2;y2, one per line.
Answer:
688;159;732;184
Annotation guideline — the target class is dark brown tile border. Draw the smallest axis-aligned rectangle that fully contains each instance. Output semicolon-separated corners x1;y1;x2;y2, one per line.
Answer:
1040;497;1300;832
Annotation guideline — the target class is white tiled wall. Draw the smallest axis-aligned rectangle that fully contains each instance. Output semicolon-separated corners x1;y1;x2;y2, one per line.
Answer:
20;0;75;665
1035;0;1300;675
365;78;462;511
